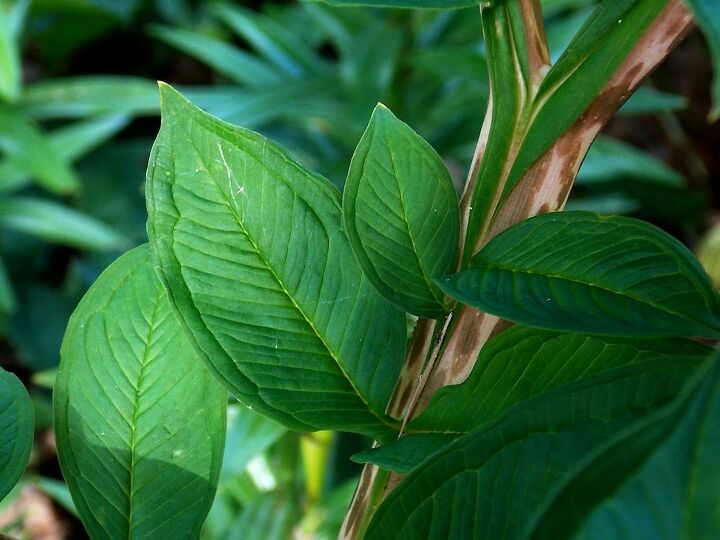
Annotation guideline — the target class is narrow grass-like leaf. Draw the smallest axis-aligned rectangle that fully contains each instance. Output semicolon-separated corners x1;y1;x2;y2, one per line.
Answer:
0;0;24;102
0;115;129;193
0;367;32;502
343;104;459;318
441;212;720;338
55;245;227;540
149;26;282;87
684;0;720;121
533;354;720;539
0;197;127;251
578;136;684;187
0;107;80;194
213;4;324;78
20;77;160;119
367;358;703;539
410;325;711;433
352;434;458;474
147;84;406;437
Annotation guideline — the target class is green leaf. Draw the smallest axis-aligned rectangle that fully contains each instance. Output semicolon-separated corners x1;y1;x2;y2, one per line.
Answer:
533;354;720;539
410;325;711;433
149;25;282;87
0;366;32;502
55;245;227;539
318;0;478;8
146;84;406;437
222;405;287;477
213;4;325;78
343;104;459;318
577;136;684;187
505;0;667;194
0;107;80;194
0;0;25;102
0;114;129;193
20;77;160;119
619;86;687;115
684;0;720;121
0;196;127;251
367;357;703;539
441;212;720;338
352;434;458;474
462;1;536;260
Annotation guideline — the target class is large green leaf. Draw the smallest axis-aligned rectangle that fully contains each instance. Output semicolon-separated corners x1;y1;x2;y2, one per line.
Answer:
533;354;720;539
441;212;720;338
0;367;33;502
685;0;720;121
55;245;227;539
319;0;478;8
343;104;459;318
366;357;703;539
146;84;406;437
410;325;711;433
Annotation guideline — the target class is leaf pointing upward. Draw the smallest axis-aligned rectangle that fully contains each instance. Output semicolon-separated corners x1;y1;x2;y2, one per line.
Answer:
147;84;406;438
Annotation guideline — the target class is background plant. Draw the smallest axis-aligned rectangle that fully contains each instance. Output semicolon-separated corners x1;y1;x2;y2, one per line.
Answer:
1;0;720;538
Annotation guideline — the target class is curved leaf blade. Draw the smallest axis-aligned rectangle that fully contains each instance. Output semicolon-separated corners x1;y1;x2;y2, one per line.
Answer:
343;104;459;318
441;212;720;338
147;84;406;437
410;325;712;433
367;357;704;539
533;354;720;539
0;367;33;502
55;245;227;539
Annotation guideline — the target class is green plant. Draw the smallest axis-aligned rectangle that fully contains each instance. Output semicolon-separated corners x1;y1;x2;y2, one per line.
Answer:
3;0;720;538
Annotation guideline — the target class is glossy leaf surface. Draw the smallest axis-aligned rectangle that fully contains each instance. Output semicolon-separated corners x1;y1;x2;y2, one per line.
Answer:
0;367;33;502
410;325;711;432
343;104;459;318
367;358;703;539
55;246;227;539
147;84;406;437
534;354;720;539
441;212;720;338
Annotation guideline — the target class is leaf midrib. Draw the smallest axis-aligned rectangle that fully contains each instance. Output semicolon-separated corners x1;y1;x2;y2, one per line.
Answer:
381;125;447;310
182;128;393;430
127;290;163;538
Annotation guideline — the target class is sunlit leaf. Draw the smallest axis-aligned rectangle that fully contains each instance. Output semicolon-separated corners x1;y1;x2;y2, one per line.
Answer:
147;84;406;437
441;212;720;338
55;245;227;539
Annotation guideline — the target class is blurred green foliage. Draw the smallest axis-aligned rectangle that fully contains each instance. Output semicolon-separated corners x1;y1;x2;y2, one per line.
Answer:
0;0;716;537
